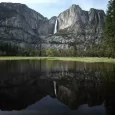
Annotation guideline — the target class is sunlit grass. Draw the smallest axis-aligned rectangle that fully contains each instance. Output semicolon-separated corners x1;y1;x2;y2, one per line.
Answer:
0;57;115;63
48;57;115;63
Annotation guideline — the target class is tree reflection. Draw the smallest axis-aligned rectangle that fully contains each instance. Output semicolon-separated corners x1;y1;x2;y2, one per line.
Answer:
0;60;114;115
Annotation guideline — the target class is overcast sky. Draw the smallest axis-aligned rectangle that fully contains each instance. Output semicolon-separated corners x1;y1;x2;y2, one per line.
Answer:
0;0;109;19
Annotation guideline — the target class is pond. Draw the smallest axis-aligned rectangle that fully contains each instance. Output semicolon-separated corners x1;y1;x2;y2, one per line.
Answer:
0;60;115;115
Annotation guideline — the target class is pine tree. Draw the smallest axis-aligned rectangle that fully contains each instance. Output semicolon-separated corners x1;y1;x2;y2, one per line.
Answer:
104;0;115;57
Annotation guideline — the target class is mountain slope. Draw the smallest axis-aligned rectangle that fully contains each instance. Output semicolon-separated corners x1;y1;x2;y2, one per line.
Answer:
0;2;56;49
43;5;105;52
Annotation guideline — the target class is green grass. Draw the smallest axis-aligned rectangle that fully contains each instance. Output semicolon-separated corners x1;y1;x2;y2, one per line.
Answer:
0;57;115;63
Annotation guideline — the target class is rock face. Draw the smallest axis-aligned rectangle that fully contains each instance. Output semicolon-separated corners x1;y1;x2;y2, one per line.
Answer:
0;3;105;51
58;5;105;32
43;4;105;51
0;3;56;48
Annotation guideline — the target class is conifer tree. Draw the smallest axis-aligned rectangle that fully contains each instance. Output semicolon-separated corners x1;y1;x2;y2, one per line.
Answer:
104;0;115;57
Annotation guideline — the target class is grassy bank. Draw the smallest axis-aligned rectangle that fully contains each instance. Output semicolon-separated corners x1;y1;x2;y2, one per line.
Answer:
0;57;115;63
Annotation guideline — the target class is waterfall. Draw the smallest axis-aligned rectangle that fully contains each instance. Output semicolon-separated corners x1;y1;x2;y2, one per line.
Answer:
54;19;58;34
53;81;57;96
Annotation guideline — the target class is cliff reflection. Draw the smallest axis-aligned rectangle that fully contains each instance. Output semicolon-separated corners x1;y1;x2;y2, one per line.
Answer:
0;60;114;115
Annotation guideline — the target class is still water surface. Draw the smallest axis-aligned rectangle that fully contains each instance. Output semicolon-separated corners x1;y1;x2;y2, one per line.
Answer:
0;60;115;115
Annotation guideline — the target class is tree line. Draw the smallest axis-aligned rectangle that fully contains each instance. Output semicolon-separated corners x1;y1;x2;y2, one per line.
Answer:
0;41;104;57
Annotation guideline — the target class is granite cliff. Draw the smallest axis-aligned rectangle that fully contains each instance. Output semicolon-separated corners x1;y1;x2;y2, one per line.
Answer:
43;5;105;52
0;2;56;49
0;3;105;53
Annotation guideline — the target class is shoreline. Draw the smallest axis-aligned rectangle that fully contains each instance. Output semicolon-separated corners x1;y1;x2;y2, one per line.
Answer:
0;57;114;63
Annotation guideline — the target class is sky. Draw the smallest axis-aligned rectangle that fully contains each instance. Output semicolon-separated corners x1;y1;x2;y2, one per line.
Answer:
0;0;109;19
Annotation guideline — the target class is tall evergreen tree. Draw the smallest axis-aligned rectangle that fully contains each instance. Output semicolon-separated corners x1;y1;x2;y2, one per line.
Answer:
104;0;115;57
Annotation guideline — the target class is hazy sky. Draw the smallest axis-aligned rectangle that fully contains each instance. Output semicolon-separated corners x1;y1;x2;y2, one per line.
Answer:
0;0;109;18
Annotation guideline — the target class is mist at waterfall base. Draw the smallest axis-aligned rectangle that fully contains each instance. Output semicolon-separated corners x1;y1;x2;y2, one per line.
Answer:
0;60;114;115
54;19;58;34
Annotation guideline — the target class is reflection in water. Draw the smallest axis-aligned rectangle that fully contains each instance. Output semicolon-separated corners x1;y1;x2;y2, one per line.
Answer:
0;60;114;115
53;81;57;96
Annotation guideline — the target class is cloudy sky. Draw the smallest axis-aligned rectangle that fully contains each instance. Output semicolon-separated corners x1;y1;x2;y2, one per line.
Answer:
0;0;109;18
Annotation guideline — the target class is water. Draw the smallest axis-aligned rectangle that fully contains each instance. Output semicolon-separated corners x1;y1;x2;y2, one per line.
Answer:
54;19;58;34
0;60;115;115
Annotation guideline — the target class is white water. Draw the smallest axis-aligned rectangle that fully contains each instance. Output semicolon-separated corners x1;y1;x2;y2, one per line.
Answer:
53;81;57;96
54;19;58;34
